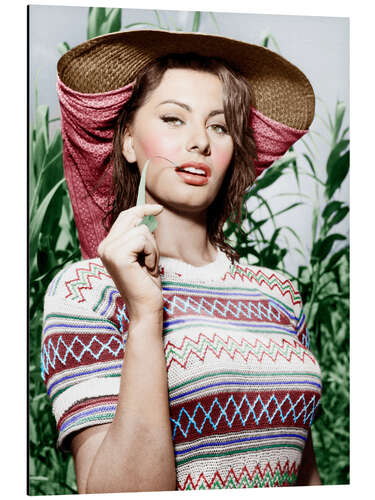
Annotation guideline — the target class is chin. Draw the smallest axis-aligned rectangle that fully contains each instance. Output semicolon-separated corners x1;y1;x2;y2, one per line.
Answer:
165;197;213;217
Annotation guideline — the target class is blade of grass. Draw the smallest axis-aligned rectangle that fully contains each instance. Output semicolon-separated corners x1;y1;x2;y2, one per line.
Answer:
154;10;163;28
315;113;331;134
87;7;105;40
209;12;220;33
317;96;334;132
192;11;201;32
29;149;63;218
332;101;346;147
101;8;121;35
29;178;65;261
302;152;317;177
303;173;326;187
57;42;70;56
124;22;162;30
272;202;305;218
136;160;157;232
305;129;325;154
275;192;311;200
340;126;349;141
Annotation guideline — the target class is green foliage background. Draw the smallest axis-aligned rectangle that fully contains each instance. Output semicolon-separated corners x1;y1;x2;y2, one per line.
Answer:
29;8;349;495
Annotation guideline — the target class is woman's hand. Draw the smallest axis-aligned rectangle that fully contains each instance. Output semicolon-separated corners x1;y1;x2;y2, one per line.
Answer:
98;204;164;322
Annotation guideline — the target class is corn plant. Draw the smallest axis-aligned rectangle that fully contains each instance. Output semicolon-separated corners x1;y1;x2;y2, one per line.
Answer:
295;102;349;485
29;103;80;495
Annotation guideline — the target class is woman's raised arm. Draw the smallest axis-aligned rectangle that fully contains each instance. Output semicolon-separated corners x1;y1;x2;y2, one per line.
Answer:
71;203;176;493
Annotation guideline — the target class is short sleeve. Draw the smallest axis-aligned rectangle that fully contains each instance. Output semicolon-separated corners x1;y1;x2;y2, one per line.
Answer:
293;298;310;350
275;271;310;350
252;265;311;350
41;259;127;451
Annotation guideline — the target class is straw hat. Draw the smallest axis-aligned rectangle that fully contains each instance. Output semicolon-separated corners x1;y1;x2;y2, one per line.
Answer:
58;28;314;131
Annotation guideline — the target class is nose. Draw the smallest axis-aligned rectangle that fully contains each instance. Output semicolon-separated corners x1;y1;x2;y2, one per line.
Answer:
186;124;211;156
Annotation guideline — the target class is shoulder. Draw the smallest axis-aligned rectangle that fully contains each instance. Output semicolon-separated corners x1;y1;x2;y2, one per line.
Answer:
224;261;303;308
45;257;115;309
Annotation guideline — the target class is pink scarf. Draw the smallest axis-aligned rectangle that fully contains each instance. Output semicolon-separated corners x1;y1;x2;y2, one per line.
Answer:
57;77;307;259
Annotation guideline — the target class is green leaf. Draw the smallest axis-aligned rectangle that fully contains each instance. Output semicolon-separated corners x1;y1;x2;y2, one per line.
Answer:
252;194;276;227
317;96;334;132
87;7;106;40
154;10;163;28
260;31;281;53
29;126;36;201
57;41;70;55
326;139;349;178
29;178;65;261
301;136;316;161
268;227;282;248
272;202;304;218
136;160;157;233
281;225;305;252
261;35;270;48
326;206;349;230
250;165;285;194
124;22;162;30
322;246;348;275
311;203;320;244
100;8;121;35
325;150;350;199
209;12;220;33
192;11;201;32
312;233;347;261
302;152;317;178
33;130;64;211
340;126;349;141
322;200;343;219
332;101;346;146
33;105;49;178
291;161;300;188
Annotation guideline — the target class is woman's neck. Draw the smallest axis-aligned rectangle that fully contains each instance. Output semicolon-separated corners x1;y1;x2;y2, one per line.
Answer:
153;205;217;267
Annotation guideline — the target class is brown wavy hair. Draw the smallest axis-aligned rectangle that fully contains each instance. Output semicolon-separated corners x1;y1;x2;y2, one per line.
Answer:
106;52;257;263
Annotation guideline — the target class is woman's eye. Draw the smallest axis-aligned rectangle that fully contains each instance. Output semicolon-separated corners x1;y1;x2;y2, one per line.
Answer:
161;115;184;126
209;124;228;135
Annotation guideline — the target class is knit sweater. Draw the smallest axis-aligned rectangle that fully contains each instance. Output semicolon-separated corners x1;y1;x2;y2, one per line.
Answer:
41;250;321;490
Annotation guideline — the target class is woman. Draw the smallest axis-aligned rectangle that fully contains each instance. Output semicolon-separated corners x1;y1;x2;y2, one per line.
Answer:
41;29;321;493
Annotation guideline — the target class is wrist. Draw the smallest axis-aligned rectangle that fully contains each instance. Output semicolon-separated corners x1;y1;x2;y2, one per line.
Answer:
128;308;164;332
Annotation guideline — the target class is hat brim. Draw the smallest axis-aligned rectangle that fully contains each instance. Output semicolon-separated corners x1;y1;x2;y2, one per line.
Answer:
58;29;315;130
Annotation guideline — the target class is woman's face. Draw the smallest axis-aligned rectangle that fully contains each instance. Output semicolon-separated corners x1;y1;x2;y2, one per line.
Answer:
122;68;234;214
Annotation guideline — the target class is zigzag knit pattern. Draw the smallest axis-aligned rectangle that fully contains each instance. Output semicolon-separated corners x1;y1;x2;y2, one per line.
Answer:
171;392;319;439
64;262;111;303
179;460;299;489
223;265;302;305
165;334;316;369
42;254;321;488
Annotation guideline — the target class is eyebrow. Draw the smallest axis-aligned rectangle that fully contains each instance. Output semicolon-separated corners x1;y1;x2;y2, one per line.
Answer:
157;100;224;119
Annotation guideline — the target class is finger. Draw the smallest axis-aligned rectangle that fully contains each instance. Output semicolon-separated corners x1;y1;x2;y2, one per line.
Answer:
109;204;164;238
126;225;160;274
108;224;159;266
122;203;164;219
142;232;160;275
127;231;158;268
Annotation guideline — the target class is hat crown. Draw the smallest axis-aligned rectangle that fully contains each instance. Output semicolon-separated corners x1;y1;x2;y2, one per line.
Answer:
58;29;315;130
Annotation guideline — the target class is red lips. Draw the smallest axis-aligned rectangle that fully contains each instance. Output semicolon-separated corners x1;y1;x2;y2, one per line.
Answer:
175;162;211;186
177;162;212;177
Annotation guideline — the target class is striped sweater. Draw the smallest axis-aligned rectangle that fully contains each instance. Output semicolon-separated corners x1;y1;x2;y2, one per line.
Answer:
41;250;321;489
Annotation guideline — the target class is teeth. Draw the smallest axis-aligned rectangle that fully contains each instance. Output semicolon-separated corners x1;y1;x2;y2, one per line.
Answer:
180;166;206;175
